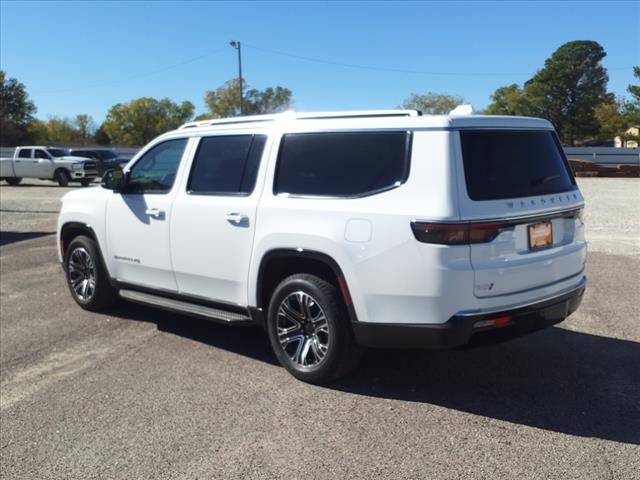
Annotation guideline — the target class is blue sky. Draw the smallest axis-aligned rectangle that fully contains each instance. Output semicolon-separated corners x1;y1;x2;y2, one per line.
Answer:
1;1;638;123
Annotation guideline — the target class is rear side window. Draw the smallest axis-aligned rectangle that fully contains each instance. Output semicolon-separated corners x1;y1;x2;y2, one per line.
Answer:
274;132;411;197
188;135;267;195
18;149;31;158
460;130;576;201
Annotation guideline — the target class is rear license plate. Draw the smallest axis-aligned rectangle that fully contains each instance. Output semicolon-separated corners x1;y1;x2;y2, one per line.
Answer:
528;222;553;249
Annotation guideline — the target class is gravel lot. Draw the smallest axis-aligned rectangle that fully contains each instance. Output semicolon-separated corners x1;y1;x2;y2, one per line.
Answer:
1;178;639;479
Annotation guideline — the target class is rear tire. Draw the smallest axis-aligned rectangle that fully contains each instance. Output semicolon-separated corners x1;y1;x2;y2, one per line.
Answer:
266;274;362;384
64;235;118;311
54;169;70;186
5;177;22;186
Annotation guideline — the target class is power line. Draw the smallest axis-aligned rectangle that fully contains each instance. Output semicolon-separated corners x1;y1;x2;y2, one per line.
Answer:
32;48;227;94
245;43;635;77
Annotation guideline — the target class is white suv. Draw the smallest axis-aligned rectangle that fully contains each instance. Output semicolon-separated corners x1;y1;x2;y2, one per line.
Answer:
57;109;587;383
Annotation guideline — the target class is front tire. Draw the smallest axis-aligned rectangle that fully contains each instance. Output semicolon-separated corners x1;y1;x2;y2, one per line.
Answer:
64;235;118;311
54;169;70;186
5;177;22;186
267;274;361;384
80;179;93;187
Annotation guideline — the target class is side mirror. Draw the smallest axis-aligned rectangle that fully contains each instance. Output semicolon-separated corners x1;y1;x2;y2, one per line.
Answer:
101;168;125;192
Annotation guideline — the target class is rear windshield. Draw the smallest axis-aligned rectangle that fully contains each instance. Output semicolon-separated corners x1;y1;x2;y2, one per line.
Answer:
460;130;576;201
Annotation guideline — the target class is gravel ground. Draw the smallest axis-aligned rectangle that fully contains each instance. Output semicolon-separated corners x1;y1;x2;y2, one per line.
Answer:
0;178;639;479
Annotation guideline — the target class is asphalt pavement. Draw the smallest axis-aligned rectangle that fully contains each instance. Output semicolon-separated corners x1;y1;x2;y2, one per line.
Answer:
0;178;639;479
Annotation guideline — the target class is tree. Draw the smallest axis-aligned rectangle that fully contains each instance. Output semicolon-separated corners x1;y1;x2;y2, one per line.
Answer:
102;97;194;146
27;116;82;145
525;41;611;145
0;70;37;146
402;92;463;114
484;84;531;116
594;99;627;143
203;78;293;118
628;66;640;101
74;114;96;145
93;124;111;145
485;41;611;145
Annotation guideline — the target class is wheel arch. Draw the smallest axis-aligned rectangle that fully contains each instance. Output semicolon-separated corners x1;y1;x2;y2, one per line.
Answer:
255;249;359;324
60;222;113;280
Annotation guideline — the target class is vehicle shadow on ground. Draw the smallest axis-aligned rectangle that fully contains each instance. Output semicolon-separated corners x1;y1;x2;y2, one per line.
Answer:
0;231;54;247
334;327;640;445
112;304;640;445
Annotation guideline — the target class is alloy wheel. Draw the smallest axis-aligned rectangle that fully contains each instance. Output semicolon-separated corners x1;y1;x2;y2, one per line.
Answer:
277;291;330;368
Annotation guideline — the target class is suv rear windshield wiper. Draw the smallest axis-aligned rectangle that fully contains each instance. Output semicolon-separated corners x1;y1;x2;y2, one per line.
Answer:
530;175;560;186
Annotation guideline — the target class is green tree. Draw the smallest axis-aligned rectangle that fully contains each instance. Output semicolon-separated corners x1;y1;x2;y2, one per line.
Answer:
203;78;293;118
102;97;194;146
524;41;611;145
74;114;96;145
27;116;82;145
594;99;627;143
485;41;611;145
0;70;37;146
93;124;111;145
402;92;463;114
484;84;531;115
628;66;640;100
621;66;640;137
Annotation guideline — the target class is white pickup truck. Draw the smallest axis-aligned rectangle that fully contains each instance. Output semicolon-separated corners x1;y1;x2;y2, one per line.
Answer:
0;146;99;186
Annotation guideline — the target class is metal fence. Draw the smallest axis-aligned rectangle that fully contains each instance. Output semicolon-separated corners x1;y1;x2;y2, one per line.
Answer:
563;147;640;167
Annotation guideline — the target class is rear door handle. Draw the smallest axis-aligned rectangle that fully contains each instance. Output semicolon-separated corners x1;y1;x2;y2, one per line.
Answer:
145;208;165;219
224;213;249;225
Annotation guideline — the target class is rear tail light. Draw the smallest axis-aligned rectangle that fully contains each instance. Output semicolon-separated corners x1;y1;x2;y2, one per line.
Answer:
411;221;513;245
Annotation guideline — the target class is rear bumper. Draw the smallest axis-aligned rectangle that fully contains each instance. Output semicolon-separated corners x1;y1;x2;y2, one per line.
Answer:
353;276;586;349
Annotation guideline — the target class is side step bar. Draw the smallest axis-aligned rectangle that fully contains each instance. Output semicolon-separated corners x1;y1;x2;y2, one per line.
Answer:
119;289;253;324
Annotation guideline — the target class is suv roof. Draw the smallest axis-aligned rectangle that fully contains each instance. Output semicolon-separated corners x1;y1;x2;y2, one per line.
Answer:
174;110;553;137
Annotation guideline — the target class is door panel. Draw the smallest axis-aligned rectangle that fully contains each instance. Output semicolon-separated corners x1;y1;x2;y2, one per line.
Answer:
104;137;191;292
106;193;178;291
13;149;35;177
171;194;258;305
33;150;54;177
170;134;268;306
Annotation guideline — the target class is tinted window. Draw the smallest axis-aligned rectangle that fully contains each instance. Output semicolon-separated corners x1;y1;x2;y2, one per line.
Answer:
35;150;49;159
99;150;118;160
274;132;410;197
18;149;32;158
47;148;69;157
127;138;187;194
73;150;94;159
188;135;267;195
460;130;576;201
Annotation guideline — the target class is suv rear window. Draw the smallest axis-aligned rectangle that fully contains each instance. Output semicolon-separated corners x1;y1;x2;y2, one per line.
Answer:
460;130;576;201
274;132;411;197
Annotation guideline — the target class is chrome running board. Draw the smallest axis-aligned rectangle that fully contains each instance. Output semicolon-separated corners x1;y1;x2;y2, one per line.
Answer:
119;289;252;323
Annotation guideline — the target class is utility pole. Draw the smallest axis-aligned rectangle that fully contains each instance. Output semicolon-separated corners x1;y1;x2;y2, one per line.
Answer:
229;40;243;115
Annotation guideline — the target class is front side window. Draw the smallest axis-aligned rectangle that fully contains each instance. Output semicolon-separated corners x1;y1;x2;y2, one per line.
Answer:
126;138;188;194
274;131;411;197
18;149;32;158
35;150;50;159
187;135;267;195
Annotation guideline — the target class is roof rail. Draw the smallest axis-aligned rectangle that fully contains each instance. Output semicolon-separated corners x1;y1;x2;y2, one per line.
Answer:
178;109;420;130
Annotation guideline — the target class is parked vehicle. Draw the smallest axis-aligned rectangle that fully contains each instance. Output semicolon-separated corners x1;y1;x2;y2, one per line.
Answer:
57;109;587;383
0;146;98;186
69;148;130;175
